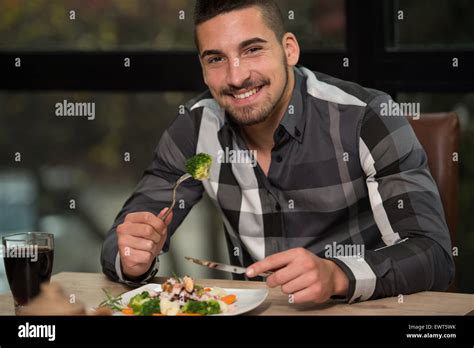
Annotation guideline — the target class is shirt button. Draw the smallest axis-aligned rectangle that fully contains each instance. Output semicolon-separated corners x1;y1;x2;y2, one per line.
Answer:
276;155;283;163
275;203;281;211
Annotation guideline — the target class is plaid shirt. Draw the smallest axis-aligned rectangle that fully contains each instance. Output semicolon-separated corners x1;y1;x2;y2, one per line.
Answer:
101;66;454;303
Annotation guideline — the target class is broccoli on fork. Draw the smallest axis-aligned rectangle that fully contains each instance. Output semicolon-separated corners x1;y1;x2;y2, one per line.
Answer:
160;153;212;221
186;153;212;180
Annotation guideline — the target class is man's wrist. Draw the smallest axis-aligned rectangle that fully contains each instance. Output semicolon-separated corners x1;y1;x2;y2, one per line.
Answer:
121;259;156;282
326;259;349;297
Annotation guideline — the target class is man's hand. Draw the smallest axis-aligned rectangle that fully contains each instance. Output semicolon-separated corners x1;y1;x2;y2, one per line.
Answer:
246;248;349;304
116;208;173;279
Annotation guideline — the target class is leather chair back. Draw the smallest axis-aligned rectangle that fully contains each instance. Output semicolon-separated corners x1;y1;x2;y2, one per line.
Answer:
408;113;459;291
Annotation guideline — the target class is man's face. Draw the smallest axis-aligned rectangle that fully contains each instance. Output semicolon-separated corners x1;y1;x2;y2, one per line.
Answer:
196;7;289;126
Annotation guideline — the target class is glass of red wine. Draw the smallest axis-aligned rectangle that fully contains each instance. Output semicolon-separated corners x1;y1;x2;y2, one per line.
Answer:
2;232;54;314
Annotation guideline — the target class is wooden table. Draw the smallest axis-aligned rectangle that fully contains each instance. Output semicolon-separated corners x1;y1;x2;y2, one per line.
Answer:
0;272;472;315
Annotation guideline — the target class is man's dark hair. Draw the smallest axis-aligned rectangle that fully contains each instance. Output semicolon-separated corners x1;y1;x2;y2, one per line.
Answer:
193;0;286;50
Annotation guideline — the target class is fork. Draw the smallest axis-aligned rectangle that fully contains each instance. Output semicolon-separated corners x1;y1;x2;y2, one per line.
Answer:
160;173;193;221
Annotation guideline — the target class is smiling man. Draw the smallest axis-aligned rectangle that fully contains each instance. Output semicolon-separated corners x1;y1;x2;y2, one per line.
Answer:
101;0;454;304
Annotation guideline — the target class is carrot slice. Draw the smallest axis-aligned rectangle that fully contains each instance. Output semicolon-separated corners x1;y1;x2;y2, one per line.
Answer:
152;313;164;316
221;294;236;304
204;287;212;292
121;308;134;315
177;313;204;316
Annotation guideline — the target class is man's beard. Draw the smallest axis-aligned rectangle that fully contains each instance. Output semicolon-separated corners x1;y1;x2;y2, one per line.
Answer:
225;92;274;126
221;59;289;127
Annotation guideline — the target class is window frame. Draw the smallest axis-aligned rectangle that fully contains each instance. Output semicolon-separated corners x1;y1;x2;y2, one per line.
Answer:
0;0;473;94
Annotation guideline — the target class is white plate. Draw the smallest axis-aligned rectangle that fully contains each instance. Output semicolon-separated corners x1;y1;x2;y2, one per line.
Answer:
117;283;268;316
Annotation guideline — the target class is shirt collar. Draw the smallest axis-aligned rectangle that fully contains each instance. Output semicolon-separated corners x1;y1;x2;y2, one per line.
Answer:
276;66;306;144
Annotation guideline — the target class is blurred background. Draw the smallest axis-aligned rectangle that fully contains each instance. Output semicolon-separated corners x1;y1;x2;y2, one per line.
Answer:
0;0;473;293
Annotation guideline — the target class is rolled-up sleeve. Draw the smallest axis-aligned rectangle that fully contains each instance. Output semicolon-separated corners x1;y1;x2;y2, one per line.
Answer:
101;108;204;285
334;94;455;302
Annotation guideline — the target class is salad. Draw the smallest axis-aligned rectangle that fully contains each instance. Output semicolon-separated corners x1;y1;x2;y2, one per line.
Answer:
99;275;237;316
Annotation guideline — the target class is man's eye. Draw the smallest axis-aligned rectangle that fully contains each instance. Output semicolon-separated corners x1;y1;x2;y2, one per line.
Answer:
208;56;224;64
247;47;262;54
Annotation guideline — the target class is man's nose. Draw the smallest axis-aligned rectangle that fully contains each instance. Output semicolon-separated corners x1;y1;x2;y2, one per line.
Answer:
226;59;250;89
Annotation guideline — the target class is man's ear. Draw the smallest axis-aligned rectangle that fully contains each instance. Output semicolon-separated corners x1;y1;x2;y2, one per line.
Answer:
282;32;300;67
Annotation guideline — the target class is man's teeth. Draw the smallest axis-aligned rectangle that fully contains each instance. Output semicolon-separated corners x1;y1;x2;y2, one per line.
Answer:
233;87;260;100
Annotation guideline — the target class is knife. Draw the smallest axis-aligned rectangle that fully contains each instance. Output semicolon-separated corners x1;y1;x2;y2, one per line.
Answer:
184;256;272;277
